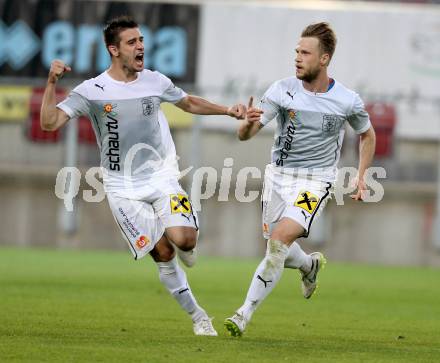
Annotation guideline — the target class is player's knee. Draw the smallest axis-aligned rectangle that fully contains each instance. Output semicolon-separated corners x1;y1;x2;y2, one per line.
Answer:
271;230;296;244
172;231;197;251
271;218;304;244
166;227;198;251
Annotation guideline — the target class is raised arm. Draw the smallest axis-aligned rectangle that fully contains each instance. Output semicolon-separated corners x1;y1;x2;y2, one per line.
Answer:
175;95;246;119
237;96;264;141
40;60;71;131
351;126;376;201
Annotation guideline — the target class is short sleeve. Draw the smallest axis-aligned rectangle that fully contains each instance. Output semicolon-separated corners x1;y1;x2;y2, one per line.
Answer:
57;82;90;119
157;73;187;104
259;82;281;126
347;93;371;134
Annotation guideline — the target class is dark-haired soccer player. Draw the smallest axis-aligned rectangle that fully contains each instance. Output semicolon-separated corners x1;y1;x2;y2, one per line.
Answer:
41;16;246;336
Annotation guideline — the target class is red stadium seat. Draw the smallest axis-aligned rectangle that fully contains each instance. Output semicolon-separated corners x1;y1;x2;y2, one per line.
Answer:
365;103;396;158
27;87;65;143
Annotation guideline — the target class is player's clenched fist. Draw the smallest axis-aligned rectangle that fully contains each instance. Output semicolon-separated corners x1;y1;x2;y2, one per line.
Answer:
48;60;71;84
227;104;247;120
246;96;264;123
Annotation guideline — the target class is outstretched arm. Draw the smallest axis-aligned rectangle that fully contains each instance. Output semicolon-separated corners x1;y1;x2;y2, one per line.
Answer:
175;95;246;119
351;126;376;201
40;60;71;131
237;96;264;141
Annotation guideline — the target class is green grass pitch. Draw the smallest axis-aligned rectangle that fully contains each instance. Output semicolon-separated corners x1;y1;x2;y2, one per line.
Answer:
0;247;439;362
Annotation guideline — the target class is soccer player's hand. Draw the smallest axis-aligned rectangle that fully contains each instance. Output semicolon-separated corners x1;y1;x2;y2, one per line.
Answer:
227;104;247;120
246;96;264;123
48;60;71;84
350;176;367;201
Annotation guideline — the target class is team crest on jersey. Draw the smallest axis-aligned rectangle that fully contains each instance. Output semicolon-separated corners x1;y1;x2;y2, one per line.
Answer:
102;103;117;117
294;191;320;213
322;114;338;133
170;194;192;214
142;97;155;116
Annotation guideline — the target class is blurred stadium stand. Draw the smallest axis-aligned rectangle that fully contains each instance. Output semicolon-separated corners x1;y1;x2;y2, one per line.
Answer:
0;0;439;266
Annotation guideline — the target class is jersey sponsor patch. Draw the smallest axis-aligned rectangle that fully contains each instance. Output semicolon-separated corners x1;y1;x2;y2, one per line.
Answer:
135;235;150;249
294;191;320;213
170;194;192;214
288;109;296;120
102;103;117;117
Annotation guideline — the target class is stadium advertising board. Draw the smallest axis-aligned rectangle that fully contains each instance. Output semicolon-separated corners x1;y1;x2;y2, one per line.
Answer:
0;86;32;123
0;0;199;83
197;3;440;140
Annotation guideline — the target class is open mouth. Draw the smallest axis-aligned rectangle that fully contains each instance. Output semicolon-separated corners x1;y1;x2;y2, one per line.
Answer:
135;53;144;65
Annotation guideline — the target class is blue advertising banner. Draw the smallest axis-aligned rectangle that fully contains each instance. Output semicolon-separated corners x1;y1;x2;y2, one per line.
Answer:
0;0;199;83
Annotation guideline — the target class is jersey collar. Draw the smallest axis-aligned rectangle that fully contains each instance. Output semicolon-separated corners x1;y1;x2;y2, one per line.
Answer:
300;78;337;96
104;70;142;85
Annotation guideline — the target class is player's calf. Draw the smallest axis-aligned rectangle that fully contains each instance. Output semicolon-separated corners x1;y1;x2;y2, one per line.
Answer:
149;235;176;262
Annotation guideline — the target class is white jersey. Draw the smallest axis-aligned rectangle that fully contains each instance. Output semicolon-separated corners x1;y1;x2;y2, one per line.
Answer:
259;77;371;182
57;69;186;193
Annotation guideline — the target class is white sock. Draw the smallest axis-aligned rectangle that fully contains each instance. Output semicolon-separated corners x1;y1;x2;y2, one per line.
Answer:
178;248;196;259
284;241;312;271
237;239;289;322
156;257;207;323
176;246;197;267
